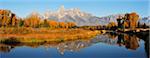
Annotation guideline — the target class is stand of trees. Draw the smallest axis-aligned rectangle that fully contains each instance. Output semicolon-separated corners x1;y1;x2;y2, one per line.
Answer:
137;22;149;29
117;12;141;30
80;22;117;31
0;10;19;27
0;10;76;29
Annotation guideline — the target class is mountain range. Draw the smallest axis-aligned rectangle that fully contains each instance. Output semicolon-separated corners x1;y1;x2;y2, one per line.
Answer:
33;5;149;26
42;6;124;26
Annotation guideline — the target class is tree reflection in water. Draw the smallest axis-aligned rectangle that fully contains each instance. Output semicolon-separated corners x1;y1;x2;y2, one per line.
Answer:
117;34;139;50
91;33;140;50
0;32;148;56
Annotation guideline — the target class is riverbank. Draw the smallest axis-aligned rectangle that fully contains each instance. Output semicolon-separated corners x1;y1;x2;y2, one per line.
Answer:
0;27;102;43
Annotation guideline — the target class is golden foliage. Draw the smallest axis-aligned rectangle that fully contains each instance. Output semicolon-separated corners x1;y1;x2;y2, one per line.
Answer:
67;22;76;28
128;12;139;29
12;16;18;27
0;10;19;27
59;22;66;28
122;12;139;29
48;20;58;28
24;12;41;27
124;21;129;28
107;22;117;28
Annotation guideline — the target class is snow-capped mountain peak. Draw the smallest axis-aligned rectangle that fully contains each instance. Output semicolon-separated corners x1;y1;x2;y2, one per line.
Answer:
43;6;133;26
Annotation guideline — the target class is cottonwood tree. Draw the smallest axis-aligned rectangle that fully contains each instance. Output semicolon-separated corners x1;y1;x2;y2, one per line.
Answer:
59;22;66;28
129;12;139;30
24;12;41;28
107;22;117;30
67;22;76;28
48;20;58;28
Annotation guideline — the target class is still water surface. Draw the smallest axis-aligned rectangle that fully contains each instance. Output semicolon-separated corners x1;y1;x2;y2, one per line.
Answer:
0;33;148;58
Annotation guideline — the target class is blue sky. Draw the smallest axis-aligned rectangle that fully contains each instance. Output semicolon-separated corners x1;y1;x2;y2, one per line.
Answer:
0;0;149;18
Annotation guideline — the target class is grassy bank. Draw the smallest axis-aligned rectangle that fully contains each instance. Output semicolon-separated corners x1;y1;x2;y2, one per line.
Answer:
0;27;102;43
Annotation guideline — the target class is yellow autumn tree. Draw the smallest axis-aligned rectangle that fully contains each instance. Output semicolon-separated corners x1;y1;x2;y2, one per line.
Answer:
107;22;117;29
59;22;66;28
2;16;8;26
123;12;139;29
129;12;139;30
0;10;20;27
0;10;11;27
42;19;49;27
11;15;18;27
48;20;58;28
24;12;41;28
67;22;76;28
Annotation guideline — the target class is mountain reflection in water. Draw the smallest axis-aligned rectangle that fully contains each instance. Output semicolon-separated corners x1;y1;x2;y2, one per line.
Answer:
0;33;148;58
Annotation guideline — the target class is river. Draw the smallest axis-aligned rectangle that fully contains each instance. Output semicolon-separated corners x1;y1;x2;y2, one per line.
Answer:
0;32;148;58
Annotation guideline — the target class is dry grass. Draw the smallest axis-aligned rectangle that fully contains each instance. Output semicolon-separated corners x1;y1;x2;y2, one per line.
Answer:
0;27;101;43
